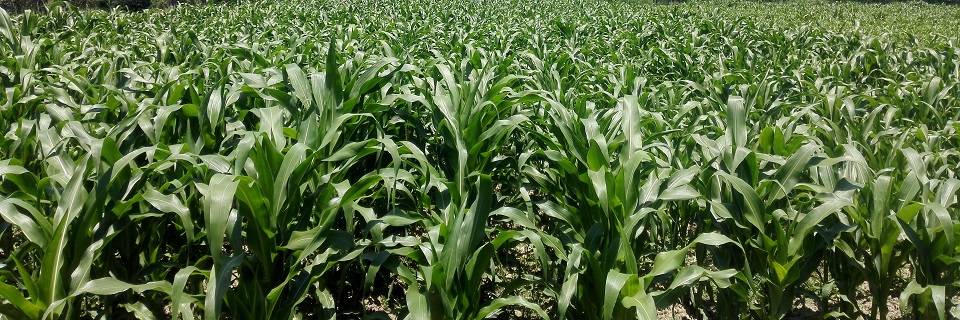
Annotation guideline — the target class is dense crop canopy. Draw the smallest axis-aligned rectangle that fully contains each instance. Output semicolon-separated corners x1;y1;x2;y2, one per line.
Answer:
0;0;959;319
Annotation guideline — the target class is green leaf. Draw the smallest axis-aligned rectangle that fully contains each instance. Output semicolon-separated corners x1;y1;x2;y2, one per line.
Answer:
325;41;343;105
667;265;706;290
691;232;742;250
931;285;947;320
725;96;747;148
715;172;765;230
0;7;15;45
381;208;418;227
0;281;41;319
926;203;955;250
475;296;549;320
204;254;243;320
771;144;818;200
286;63;313;107
341;173;382;205
143;188;195;241
200;174;239;264
0;160;28;177
171;267;201;320
663;166;700;191
649;248;689;277
789;196;851;255
440;174;493;290
603;271;635;320
0;197;48;247
39;156;90;308
620;95;643;156
658;185;699;201
899;280;927;313
537;201;580;231
72;278;170;296
621;290;657;320
772;261;790;284
123;302;157;320
252;107;288;150
271;143;309;225
896;203;924;222
404;284;429;320
557;244;583;320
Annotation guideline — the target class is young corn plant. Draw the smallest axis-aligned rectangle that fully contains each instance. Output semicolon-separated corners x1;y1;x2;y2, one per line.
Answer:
894;150;960;319
383;51;548;319
697;96;855;319
523;93;738;319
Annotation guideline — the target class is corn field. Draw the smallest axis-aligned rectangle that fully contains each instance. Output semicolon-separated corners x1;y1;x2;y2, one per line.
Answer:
1;0;959;319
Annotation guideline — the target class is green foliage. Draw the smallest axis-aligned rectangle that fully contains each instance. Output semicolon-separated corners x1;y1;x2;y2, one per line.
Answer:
0;0;214;13
0;0;959;319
